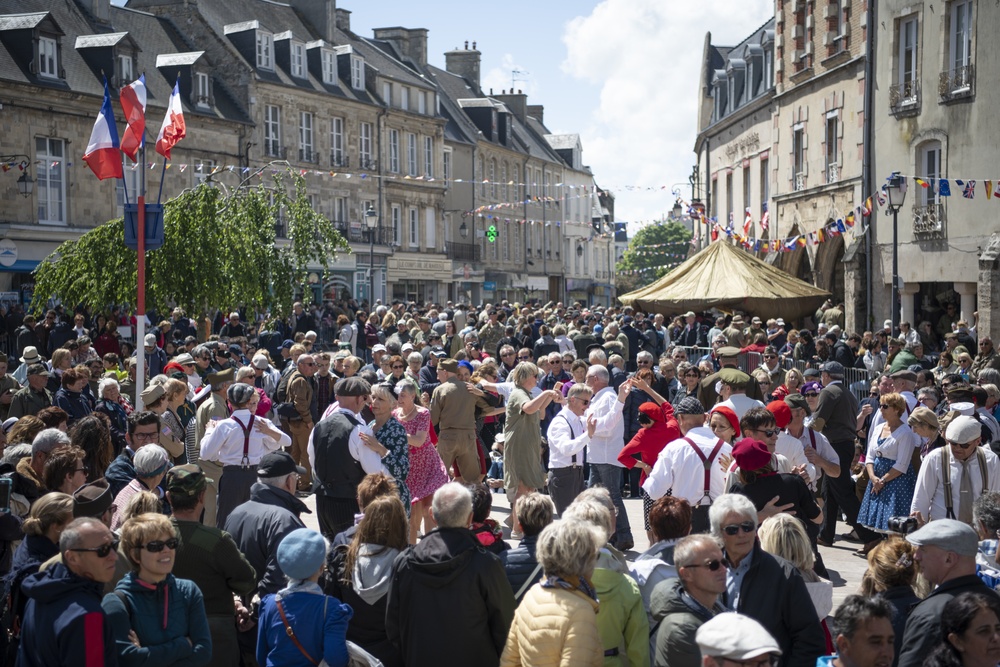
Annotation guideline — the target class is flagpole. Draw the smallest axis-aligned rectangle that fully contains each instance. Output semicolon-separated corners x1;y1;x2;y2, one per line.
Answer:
136;131;146;410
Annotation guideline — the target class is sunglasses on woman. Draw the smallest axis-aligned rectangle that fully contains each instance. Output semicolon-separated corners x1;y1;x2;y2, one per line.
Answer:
722;521;756;536
69;538;120;558
684;558;728;571
141;537;180;553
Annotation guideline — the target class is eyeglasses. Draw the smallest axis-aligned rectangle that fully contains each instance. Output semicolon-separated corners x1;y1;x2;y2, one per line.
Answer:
763;355;777;359
501;352;514;357
751;428;779;437
723;521;757;536
75;465;90;474
684;558;728;571
869;391;879;396
803;392;819;398
685;372;700;378
140;537;180;553
637;360;651;365
132;430;159;442
550;360;562;364
879;404;893;410
70;538;120;558
391;365;405;370
517;356;531;361
302;361;317;366
572;397;591;405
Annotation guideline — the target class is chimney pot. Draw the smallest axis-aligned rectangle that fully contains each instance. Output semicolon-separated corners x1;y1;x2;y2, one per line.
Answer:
464;40;468;49
472;41;477;50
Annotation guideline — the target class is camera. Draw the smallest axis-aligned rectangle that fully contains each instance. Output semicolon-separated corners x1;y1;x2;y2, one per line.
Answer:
887;516;918;535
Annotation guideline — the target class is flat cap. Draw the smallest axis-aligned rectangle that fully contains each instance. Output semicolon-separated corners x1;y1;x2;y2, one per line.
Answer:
784;393;810;416
946;415;981;443
906;518;979;557
72;478;113;518
257;450;306;478
675;396;705;415
717;346;741;358
334;376;371;397
696;613;781;660
439;359;459;373
890;369;918;383
173;353;195;366
819;361;845;377
140;384;164;405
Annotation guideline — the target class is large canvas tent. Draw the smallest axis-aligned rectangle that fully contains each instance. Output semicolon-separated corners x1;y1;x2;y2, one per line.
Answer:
619;240;831;320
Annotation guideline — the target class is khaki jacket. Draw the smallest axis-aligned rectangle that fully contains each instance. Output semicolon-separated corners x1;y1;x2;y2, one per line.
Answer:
430;378;490;433
288;371;314;426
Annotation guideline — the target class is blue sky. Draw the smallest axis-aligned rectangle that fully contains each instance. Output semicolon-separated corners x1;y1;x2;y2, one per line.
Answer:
118;0;773;226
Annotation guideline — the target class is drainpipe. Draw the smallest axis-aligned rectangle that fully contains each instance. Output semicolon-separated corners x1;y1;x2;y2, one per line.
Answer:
862;0;877;330
523;157;531;301
704;137;712;248
377;104;387;303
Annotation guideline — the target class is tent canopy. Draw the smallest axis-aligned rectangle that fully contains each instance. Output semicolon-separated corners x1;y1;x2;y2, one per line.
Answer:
619;240;831;320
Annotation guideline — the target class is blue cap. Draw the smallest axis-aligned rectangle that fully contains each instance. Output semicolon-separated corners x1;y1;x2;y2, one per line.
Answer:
277;528;328;580
594;325;603;334
281;339;294;349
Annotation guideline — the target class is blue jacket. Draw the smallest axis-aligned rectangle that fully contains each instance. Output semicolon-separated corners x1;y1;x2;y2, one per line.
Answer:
105;449;136;497
102;572;212;667
257;583;353;667
53;388;94;426
16;562;118;667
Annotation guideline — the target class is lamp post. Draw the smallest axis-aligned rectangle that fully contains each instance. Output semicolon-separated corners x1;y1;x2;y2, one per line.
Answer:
364;205;378;303
1;156;33;198
459;220;468;239
886;173;908;335
671;201;683;220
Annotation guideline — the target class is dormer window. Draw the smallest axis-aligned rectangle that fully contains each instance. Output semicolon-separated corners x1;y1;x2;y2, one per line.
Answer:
118;54;133;84
290;40;305;78
256;31;273;70
195;72;210;108
38;36;58;78
351;56;364;90
321;48;336;85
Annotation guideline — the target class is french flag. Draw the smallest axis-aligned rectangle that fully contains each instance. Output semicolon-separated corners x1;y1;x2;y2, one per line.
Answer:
82;79;124;181
120;74;146;162
155;80;186;159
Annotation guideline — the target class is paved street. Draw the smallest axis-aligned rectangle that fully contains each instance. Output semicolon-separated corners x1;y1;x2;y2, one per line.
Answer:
302;489;868;610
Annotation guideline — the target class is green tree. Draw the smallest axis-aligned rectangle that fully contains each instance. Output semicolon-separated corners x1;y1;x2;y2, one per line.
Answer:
615;220;692;294
31;172;349;320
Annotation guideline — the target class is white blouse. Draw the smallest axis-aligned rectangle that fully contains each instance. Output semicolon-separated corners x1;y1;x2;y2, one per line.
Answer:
866;422;918;474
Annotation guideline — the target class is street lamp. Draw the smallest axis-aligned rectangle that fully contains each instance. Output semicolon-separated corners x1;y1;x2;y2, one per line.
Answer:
576;243;584;258
671;201;683;220
886;173;908;335
364;205;378;303
459;220;468;238
16;171;33;198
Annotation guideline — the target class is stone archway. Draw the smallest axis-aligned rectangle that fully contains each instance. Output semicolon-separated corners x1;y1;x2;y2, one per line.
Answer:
779;223;813;284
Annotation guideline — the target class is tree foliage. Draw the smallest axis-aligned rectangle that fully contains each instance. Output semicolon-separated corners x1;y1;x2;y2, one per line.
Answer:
615;221;692;294
31;172;349;319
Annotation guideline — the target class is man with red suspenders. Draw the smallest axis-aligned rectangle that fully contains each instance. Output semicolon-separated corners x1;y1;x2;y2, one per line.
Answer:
643;396;732;533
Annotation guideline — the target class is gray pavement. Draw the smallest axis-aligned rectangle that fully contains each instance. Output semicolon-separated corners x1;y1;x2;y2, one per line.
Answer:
301;488;868;610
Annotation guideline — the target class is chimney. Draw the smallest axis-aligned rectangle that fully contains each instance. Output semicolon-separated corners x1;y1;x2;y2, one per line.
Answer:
289;0;337;44
335;7;351;33
444;41;481;94
494;91;527;123
373;27;429;67
527;104;544;125
88;0;111;23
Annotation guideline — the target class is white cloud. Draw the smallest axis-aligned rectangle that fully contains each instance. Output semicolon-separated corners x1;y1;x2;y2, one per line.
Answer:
562;0;771;226
482;53;539;97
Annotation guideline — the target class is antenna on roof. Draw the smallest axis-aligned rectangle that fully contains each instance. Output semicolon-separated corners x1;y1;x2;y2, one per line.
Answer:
511;69;529;90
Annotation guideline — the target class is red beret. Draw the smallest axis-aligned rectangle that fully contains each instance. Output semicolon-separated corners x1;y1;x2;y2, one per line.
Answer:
708;405;740;438
639;402;663;422
767;400;792;429
732;438;772;472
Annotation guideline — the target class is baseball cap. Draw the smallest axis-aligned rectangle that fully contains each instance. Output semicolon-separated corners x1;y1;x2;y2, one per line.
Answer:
251;355;270;370
257;451;306;477
696;613;781;660
165;464;214;497
372;344;387;353
144;333;157;347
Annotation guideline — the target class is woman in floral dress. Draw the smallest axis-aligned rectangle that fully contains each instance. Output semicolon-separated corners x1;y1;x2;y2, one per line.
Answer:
365;383;411;510
393;380;449;543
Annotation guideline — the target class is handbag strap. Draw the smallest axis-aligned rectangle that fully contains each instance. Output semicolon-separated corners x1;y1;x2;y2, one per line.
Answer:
276;598;319;666
515;562;544;601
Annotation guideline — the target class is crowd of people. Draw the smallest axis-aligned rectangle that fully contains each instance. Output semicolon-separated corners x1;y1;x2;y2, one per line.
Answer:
3;297;1000;667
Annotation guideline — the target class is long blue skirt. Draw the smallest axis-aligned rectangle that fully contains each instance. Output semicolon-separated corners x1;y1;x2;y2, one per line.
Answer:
857;455;917;532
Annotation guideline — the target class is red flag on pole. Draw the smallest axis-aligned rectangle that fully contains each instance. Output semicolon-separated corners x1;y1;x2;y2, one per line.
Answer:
120;74;146;162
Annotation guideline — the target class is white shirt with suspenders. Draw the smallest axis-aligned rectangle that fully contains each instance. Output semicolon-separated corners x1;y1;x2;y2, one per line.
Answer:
642;425;732;506
911;444;1000;522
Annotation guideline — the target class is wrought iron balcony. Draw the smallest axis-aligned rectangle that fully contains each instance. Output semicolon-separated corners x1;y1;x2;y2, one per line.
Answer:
826;163;839;184
913;202;946;238
264;144;287;159
359;157;378;171
889;80;920;115
446;241;481;261
330;152;349;168
939;64;975;101
298;148;318;164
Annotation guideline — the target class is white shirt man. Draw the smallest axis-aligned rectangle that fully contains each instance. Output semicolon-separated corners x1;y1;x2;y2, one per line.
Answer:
784;395;840;488
911;416;1000;524
584;369;626;465
200;407;289;466
644;399;732;533
547;386;597;514
308;403;384;476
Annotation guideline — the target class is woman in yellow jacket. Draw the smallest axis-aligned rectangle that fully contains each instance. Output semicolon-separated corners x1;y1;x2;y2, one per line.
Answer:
500;519;605;667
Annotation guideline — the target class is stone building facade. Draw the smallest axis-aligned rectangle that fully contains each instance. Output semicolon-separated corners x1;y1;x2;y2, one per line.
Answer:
871;0;998;340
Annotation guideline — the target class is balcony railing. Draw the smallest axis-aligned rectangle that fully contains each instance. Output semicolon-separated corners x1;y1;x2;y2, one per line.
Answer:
331;220;387;244
939;64;975;101
445;241;481;261
330;152;349;168
913;202;946;238
298;148;318;164
889;80;920;114
264;144;287;159
358;157;378;171
826;163;839;184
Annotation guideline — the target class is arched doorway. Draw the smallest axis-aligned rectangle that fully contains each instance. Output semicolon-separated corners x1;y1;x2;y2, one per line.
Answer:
814;230;846;303
780;224;813;284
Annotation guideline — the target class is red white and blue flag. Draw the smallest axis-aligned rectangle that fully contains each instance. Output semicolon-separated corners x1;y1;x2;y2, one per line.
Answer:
155;80;186;159
82;79;123;181
119;74;146;162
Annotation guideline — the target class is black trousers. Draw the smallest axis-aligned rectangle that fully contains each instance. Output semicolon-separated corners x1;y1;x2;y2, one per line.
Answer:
215;466;258;530
691;505;712;534
547;466;585;516
821;440;878;543
317;495;359;539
